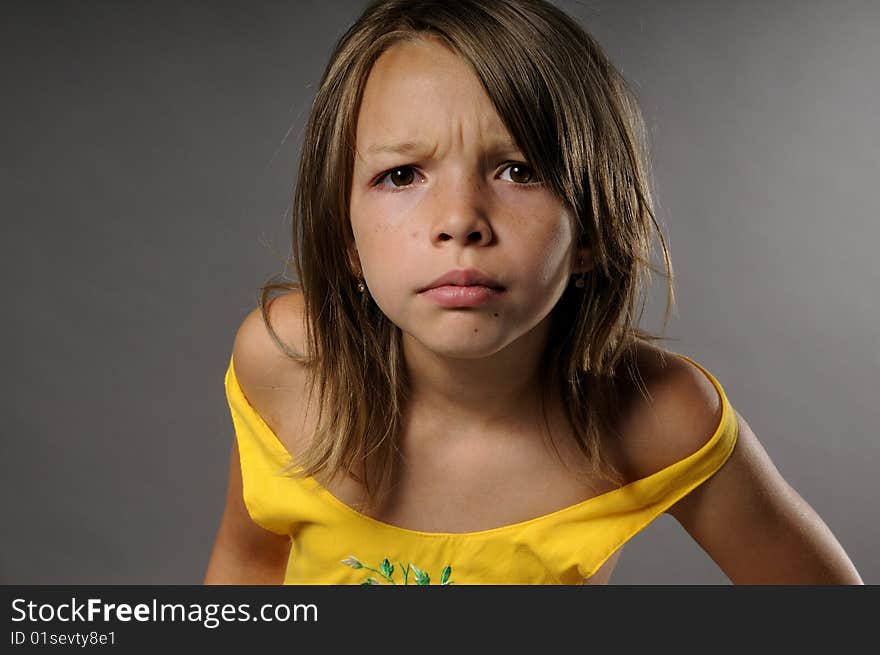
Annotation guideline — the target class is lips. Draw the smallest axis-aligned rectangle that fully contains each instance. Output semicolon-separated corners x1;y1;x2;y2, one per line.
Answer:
420;284;501;308
419;268;504;292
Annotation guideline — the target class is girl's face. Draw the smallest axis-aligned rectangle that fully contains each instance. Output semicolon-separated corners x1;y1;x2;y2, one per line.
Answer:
349;37;590;360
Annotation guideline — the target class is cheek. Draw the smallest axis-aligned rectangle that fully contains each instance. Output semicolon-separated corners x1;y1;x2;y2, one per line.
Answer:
518;215;574;284
351;222;421;296
351;194;423;274
350;189;415;246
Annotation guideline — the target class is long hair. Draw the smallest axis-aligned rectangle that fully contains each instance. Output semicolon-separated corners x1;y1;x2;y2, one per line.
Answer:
259;0;674;512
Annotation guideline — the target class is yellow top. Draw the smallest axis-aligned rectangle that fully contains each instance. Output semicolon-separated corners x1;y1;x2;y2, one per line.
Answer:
223;352;737;585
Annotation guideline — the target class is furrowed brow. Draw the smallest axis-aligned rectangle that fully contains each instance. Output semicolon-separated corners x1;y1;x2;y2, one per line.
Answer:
366;141;430;155
364;139;522;157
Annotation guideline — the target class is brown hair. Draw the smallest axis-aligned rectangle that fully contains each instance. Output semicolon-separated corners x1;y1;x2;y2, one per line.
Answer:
258;0;674;512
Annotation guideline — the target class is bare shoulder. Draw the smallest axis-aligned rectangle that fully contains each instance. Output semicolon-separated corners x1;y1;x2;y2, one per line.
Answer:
610;341;725;484
231;290;312;431
619;344;863;583
232;290;308;382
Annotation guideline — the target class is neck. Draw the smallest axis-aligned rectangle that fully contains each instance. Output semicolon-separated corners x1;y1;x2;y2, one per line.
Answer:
400;313;553;441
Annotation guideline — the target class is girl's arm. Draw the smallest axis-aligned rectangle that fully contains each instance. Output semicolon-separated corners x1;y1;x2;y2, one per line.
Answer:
204;293;307;584
662;368;863;585
203;437;291;584
205;295;308;584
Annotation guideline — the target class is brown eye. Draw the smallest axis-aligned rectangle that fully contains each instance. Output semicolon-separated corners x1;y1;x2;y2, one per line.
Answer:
388;167;415;188
374;166;420;193
504;163;539;184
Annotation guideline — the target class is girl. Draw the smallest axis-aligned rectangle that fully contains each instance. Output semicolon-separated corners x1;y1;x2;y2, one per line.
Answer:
204;0;863;585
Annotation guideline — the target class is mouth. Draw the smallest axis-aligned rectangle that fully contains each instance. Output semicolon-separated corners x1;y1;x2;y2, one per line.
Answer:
419;283;505;292
418;268;504;293
419;284;504;308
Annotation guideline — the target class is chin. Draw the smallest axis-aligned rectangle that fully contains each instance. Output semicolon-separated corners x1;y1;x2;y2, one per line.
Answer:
410;329;512;360
434;345;502;360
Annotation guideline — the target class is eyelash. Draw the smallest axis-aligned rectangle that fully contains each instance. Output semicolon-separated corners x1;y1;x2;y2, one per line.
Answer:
371;162;544;193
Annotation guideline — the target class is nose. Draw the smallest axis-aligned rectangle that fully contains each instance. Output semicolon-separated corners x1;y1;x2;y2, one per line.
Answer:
429;172;494;247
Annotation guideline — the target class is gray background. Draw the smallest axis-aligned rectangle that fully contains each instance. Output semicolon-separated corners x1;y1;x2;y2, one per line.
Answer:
2;0;876;584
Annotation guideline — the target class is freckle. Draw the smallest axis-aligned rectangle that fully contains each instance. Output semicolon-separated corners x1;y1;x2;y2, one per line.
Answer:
473;328;478;333
493;313;499;317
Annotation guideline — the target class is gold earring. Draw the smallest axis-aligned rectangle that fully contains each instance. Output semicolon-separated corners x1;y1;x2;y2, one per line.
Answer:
574;257;586;288
357;277;366;293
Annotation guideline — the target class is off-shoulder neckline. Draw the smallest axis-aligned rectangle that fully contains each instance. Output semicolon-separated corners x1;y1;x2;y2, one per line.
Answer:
226;351;732;539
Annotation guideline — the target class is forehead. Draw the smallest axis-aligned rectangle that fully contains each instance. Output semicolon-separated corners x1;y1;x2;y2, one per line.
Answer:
354;38;516;154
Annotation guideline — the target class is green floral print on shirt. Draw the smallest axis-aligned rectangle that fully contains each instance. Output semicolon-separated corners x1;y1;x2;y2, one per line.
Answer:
341;555;454;586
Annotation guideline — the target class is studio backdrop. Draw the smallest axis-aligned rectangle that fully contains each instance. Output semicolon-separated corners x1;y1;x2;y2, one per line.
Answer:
2;0;877;584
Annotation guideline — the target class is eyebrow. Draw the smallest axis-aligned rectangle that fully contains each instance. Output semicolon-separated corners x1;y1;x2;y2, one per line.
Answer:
364;139;521;155
366;141;429;154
